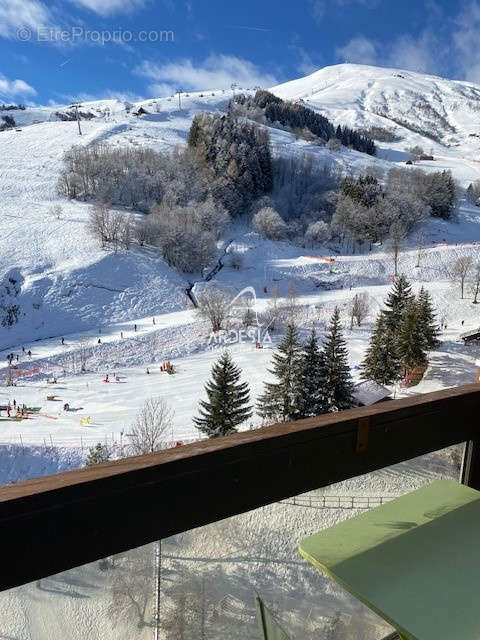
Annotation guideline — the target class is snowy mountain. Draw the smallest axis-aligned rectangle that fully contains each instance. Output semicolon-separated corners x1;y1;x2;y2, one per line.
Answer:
271;63;480;154
1;64;480;351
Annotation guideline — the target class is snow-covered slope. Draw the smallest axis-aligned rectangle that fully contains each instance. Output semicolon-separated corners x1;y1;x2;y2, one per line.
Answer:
271;63;480;160
2;64;480;347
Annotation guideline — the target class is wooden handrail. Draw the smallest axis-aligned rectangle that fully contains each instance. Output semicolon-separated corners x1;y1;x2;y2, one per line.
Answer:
0;383;479;592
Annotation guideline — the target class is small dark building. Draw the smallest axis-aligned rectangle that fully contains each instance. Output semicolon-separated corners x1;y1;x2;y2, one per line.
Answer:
460;329;480;344
133;106;149;116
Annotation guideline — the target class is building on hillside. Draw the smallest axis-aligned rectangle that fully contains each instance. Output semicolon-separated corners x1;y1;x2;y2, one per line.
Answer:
460;329;480;344
352;380;392;407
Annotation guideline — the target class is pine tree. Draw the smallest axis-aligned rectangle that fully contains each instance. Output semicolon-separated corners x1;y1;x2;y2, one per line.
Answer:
322;308;354;411
85;443;111;466
397;301;428;374
194;351;252;438
416;287;440;349
382;274;414;331
361;314;402;385
257;323;302;422
295;328;327;418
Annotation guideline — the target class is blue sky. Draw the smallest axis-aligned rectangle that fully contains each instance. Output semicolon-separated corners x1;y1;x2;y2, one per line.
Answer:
1;0;480;104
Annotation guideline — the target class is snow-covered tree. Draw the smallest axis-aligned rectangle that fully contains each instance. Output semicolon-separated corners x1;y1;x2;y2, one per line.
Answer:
322;308;354;412
257;323;302;422
194;351;252;438
253;207;289;240
85;442;111;466
304;220;330;247
295;328;327;418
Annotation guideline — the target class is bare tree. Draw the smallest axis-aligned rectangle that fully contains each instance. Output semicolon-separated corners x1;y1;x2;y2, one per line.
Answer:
88;201;111;248
50;204;63;220
227;249;244;270
77;338;92;373
108;547;153;629
109;212;127;254
134;215;160;246
280;282;299;325
469;261;480;304
414;229;428;268
451;255;473;299
196;287;234;332
407;145;424;163
263;284;280;331
129;398;173;455
387;220;406;278
349;292;370;329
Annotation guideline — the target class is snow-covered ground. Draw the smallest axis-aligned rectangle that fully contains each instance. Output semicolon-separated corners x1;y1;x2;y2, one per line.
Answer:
0;63;479;638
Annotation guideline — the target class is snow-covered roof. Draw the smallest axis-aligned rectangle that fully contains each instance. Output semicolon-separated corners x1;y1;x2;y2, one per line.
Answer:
353;380;391;406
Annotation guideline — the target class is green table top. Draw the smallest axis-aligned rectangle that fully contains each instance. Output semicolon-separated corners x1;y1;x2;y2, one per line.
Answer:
299;480;480;640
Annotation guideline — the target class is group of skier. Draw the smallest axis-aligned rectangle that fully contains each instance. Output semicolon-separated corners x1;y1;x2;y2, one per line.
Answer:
2;399;28;418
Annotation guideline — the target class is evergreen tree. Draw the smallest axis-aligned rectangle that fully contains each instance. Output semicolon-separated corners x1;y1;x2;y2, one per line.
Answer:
295;328;327;418
361;314;402;385
397;301;428;374
194;351;252;438
322;308;354;411
85;443;111;466
257;323;302;422
382;274;414;331
416;287;440;349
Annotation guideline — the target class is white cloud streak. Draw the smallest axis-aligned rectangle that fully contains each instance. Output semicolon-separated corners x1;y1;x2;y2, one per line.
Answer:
67;0;146;16
136;54;278;96
0;0;51;38
0;74;36;98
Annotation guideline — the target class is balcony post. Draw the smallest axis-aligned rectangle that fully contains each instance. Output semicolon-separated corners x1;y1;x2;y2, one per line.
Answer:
461;440;480;489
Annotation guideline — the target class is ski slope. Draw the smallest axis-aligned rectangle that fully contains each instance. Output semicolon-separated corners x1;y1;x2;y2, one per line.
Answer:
1;63;480;640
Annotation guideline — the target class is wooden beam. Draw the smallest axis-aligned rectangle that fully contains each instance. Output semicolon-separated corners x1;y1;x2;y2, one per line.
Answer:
0;384;479;592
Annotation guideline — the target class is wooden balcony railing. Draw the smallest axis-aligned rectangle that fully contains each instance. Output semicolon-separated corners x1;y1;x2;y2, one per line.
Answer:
0;383;479;592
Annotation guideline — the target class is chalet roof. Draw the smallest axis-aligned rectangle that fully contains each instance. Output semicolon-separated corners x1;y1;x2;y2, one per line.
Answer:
353;380;391;406
460;328;480;340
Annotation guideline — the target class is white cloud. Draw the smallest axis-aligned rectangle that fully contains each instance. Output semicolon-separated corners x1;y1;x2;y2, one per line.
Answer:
58;89;144;103
0;74;36;98
453;1;480;82
336;30;444;76
334;3;480;82
136;55;279;96
0;0;51;38
309;0;379;23
336;36;377;65
295;48;320;75
68;0;146;15
386;31;441;75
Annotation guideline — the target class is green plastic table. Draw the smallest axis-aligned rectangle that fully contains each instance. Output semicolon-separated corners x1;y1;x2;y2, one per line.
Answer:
299;480;480;640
